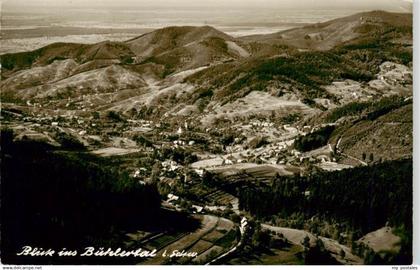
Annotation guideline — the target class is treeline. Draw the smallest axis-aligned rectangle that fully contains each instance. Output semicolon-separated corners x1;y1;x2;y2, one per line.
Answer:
325;96;411;123
227;50;372;102
183;21;412;107
0;130;197;264
238;159;412;263
293;125;335;152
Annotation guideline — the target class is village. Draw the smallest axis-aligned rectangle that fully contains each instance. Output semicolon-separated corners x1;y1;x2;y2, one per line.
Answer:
1;57;412;264
1;103;358;213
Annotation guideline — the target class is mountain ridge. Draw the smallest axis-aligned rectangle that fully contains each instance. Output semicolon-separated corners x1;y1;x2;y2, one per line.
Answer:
1;10;412;126
1;10;412;74
239;10;412;50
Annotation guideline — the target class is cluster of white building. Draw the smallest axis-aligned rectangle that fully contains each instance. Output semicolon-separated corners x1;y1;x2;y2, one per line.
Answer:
161;160;181;172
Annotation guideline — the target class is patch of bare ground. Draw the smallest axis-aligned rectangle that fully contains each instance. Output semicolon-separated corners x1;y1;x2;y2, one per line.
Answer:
316;162;353;171
357;226;401;253
207;163;295;178
201;91;318;126
91;147;141;157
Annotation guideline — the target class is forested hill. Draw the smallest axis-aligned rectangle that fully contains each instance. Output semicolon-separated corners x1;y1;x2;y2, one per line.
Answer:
0;129;198;264
238;158;412;264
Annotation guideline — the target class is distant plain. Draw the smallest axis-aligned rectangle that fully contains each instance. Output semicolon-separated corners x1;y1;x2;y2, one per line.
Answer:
2;7;366;54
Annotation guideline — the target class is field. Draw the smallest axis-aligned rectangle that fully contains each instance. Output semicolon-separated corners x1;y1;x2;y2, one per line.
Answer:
204;190;238;206
91;147;141;157
316;162;353;171
123;215;239;265
262;224;363;264
226;244;304;265
192;245;224;264
357;226;401;253
208;163;295;184
201;91;318;125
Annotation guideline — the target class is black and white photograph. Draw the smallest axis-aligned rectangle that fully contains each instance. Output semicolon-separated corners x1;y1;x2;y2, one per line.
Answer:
0;0;416;267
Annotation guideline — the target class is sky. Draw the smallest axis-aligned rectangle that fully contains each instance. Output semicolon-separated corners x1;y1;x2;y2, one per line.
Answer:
2;0;413;11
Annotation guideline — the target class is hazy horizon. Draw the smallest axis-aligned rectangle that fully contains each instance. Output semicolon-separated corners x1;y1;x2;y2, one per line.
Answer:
1;0;413;54
2;0;413;11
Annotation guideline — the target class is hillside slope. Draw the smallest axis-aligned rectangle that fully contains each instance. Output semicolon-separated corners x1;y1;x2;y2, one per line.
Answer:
0;11;412;127
240;11;412;51
332;103;412;163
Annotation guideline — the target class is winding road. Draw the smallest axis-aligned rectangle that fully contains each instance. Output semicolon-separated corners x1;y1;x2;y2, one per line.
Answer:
206;217;247;265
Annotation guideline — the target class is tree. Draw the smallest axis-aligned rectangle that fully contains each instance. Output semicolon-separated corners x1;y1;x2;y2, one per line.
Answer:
304;238;339;264
107;111;125;122
351;241;358;255
364;249;382;264
150;162;161;183
302;235;311;251
230;213;241;223
340;249;345;259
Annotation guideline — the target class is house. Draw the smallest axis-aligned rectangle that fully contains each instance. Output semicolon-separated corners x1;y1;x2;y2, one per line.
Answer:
240;217;248;233
162;160;181;172
133;168;148;178
173;140;185;146
194;169;205;177
317;155;331;163
167;193;179;202
241;217;247;226
291;149;301;157
223;159;234;165
192;205;204;213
